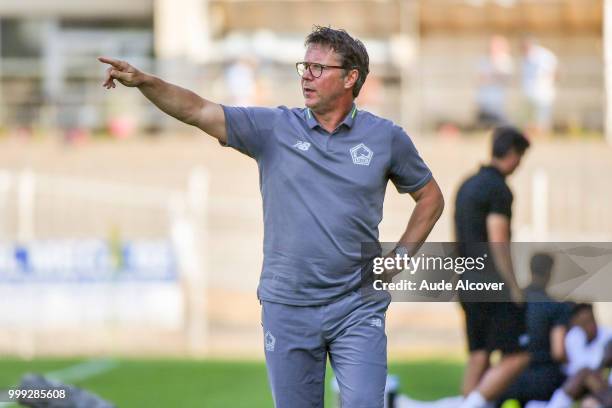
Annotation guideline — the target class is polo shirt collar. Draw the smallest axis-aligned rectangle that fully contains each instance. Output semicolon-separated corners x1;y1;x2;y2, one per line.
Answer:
341;104;359;128
305;107;318;129
304;104;358;131
481;165;505;179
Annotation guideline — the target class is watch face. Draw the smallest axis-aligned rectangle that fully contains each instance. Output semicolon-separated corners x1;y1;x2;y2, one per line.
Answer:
395;246;408;257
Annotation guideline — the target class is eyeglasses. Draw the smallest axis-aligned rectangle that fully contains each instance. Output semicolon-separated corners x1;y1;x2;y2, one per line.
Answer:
296;62;348;78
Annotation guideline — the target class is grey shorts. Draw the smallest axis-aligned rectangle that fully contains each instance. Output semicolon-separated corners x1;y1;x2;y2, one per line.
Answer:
261;291;391;408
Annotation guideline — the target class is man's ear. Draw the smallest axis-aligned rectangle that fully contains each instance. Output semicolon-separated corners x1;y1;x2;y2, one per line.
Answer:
344;69;359;90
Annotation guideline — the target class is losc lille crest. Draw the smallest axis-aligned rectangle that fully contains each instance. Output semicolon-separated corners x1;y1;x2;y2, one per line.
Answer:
350;143;373;166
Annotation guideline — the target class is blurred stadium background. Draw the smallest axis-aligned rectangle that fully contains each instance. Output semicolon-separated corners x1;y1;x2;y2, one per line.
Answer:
1;0;612;406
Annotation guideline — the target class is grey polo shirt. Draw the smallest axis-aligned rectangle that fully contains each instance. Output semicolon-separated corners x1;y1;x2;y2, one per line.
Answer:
220;104;432;306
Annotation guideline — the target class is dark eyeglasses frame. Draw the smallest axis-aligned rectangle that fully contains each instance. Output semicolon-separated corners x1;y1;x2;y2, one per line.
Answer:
296;62;356;78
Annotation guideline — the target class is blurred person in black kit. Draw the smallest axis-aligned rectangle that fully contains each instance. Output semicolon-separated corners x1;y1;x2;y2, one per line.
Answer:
454;126;531;408
523;340;612;408
494;253;572;406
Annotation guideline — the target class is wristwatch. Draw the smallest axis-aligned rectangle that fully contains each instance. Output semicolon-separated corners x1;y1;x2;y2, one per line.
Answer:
393;245;409;258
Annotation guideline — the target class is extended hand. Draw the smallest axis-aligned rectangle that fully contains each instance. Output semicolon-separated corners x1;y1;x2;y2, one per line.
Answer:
98;57;145;89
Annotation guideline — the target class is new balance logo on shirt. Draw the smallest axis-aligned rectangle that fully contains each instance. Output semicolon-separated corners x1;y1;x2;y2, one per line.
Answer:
294;139;376;168
293;141;311;151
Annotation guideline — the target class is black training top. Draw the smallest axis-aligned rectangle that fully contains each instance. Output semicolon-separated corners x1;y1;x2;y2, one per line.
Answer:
454;165;513;243
454;165;513;301
525;285;572;365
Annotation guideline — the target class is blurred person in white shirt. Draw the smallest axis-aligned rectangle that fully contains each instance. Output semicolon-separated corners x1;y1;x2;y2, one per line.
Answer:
523;304;612;408
521;37;558;135
225;57;257;106
476;35;515;128
564;303;612;376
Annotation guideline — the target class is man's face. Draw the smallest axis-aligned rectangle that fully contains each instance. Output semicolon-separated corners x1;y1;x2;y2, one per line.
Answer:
301;44;348;112
532;270;551;288
571;309;598;342
503;149;523;175
509;149;523;174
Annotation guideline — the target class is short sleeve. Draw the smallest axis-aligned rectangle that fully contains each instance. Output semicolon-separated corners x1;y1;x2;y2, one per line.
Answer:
488;183;513;218
220;105;279;159
552;302;572;327
389;127;432;193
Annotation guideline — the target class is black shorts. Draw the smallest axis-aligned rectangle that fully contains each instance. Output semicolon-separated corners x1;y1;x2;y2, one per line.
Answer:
461;301;528;353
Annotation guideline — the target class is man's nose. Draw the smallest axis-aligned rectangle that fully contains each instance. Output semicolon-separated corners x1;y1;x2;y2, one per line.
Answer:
301;68;314;80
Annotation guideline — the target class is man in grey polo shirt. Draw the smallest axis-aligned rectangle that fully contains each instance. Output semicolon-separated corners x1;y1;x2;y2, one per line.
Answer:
99;26;444;408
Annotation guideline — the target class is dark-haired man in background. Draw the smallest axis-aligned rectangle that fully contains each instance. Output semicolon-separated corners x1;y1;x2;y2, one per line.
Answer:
98;26;444;407
524;306;612;408
495;253;571;406
454;126;531;408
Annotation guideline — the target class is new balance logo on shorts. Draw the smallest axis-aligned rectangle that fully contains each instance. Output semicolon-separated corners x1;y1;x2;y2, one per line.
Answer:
368;318;382;327
265;330;276;351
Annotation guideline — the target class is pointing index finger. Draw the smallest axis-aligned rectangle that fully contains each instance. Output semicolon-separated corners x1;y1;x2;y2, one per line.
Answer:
97;56;124;69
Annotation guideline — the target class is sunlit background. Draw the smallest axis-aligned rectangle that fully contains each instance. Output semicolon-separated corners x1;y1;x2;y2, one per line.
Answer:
0;0;611;405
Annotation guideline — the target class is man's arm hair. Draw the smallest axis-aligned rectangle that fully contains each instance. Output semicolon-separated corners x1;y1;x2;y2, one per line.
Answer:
379;179;443;281
98;57;227;143
487;213;523;302
139;76;227;142
397;178;445;255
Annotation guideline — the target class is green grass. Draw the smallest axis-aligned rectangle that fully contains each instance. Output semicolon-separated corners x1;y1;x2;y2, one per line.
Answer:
0;357;463;407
